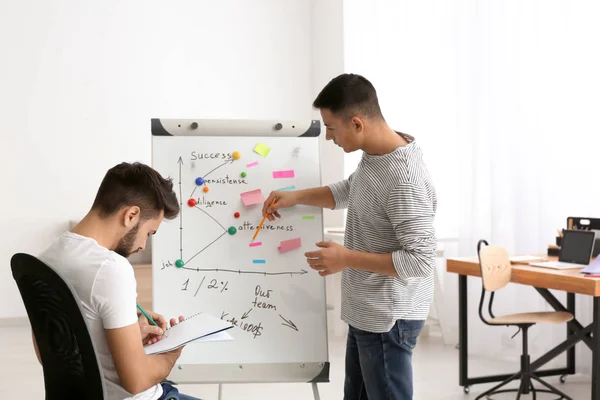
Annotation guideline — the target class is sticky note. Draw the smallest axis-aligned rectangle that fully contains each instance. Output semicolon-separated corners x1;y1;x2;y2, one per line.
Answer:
240;189;265;206
247;161;259;168
253;142;271;157
278;186;296;191
278;238;302;253
302;216;315;220
253;259;266;264
273;170;295;179
249;242;262;248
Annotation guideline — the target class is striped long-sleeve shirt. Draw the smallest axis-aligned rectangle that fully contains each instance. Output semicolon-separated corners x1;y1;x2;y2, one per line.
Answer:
327;132;437;333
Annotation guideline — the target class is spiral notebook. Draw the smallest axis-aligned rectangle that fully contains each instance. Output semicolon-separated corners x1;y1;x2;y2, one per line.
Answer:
144;312;234;355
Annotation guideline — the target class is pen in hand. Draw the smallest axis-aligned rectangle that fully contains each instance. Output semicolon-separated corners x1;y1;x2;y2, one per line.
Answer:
252;198;276;242
137;303;168;338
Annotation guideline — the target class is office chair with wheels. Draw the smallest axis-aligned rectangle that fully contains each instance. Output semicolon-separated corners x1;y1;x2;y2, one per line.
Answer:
11;252;107;400
475;240;574;400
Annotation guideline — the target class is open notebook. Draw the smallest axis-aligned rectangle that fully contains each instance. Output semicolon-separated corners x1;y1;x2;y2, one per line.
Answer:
144;312;234;355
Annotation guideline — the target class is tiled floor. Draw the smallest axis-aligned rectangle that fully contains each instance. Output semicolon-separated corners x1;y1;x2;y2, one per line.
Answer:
0;319;592;399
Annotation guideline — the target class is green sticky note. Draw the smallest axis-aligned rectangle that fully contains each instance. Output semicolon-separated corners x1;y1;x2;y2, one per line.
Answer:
253;142;271;157
302;216;315;220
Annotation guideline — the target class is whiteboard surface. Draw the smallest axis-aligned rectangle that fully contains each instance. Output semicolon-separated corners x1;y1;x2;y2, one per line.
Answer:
151;133;328;374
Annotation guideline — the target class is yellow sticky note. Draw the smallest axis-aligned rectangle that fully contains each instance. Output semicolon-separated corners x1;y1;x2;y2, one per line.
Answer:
253;142;271;157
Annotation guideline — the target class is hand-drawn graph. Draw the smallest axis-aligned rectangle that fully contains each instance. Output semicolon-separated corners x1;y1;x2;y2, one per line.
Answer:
167;156;308;277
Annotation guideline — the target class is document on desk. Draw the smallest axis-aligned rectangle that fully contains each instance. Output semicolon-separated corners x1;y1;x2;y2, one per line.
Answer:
510;255;546;264
581;257;600;274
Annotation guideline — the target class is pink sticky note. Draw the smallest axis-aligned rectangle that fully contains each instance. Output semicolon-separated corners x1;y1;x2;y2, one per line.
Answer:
247;161;259;168
273;170;295;179
240;189;265;206
278;238;302;253
249;242;262;248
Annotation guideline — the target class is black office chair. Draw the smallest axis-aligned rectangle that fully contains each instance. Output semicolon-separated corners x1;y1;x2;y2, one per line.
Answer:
475;240;574;400
11;253;107;400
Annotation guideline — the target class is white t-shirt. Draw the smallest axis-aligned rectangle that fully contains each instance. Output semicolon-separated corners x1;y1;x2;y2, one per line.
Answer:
38;231;163;400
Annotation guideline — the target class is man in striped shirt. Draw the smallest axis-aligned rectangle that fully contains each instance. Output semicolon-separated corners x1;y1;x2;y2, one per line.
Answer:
263;73;437;400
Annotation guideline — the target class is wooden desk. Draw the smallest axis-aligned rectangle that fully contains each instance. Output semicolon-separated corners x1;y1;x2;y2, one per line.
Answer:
448;256;600;296
447;256;600;399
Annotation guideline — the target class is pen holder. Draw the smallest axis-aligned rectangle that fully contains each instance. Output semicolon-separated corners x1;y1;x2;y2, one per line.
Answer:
548;245;560;257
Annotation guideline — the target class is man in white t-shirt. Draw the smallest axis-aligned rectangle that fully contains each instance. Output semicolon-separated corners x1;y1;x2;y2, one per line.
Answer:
34;162;200;400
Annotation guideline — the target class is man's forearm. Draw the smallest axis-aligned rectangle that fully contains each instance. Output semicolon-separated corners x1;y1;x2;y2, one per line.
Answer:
344;250;398;277
150;353;178;380
344;248;434;279
134;354;178;393
296;187;336;209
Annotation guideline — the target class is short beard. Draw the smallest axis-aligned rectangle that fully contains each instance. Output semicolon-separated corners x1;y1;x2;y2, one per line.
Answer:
115;222;139;258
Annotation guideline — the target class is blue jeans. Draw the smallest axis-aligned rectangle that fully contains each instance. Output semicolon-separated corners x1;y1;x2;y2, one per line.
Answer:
344;319;425;400
158;382;201;400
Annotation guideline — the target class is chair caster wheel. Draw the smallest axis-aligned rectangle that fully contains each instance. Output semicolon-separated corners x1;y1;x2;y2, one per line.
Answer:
463;386;470;393
560;374;567;383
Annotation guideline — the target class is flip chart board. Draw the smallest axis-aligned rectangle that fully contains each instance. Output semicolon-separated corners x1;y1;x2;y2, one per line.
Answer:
151;118;329;384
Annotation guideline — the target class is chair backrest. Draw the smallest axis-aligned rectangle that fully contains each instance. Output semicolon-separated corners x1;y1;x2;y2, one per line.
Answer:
477;240;512;292
11;253;106;400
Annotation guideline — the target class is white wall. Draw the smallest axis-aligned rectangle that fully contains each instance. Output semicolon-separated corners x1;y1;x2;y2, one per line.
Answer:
0;0;345;319
342;0;600;375
342;0;461;241
311;0;346;229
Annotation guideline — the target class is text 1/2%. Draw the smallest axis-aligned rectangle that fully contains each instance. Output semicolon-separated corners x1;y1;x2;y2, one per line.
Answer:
182;278;229;294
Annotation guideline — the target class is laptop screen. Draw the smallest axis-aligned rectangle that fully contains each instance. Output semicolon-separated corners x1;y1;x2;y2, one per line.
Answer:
560;230;596;264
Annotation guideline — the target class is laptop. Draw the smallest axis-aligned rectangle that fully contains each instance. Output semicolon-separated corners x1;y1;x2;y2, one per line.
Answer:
529;229;596;270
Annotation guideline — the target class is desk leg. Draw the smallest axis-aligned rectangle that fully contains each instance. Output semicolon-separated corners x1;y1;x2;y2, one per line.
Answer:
567;293;576;375
593;297;600;400
459;274;468;389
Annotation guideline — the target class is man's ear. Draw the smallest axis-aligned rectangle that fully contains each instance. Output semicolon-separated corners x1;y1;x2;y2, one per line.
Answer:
351;116;364;133
122;206;141;228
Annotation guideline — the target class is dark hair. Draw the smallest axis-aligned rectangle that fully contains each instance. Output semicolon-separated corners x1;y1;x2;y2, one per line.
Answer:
312;73;383;120
92;162;179;221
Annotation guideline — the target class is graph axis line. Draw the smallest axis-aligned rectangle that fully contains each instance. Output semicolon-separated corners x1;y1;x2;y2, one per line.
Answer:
179;267;308;276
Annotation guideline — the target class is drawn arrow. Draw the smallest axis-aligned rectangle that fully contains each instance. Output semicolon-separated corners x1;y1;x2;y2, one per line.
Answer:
195;206;227;232
183;231;228;265
189;158;234;198
203;158;235;179
242;309;252;320
178;157;184;260
279;314;298;331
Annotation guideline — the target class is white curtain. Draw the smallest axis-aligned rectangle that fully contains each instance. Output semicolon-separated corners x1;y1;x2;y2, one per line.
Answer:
343;0;600;376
